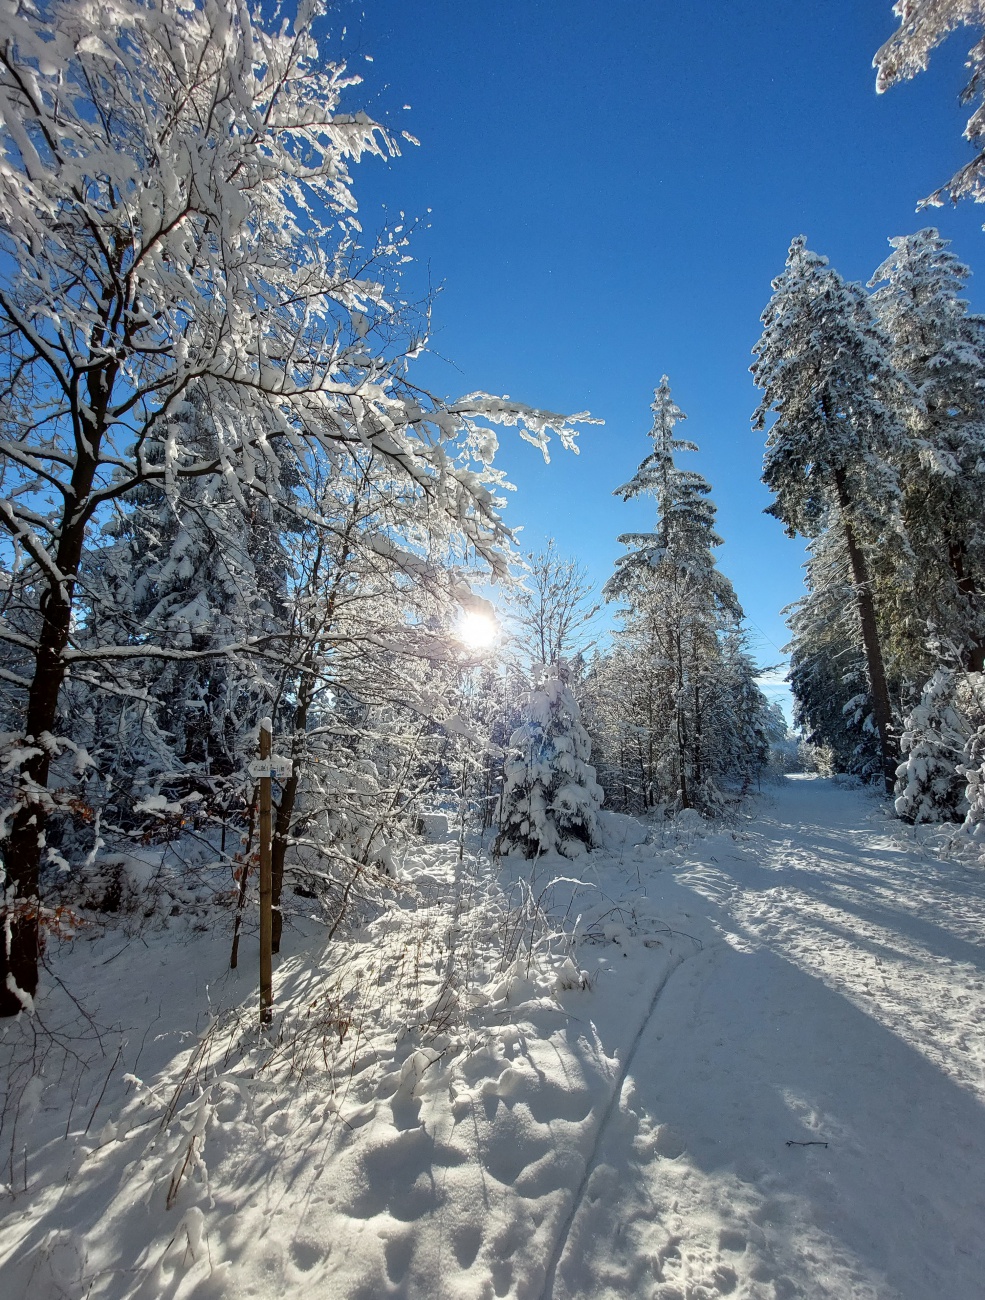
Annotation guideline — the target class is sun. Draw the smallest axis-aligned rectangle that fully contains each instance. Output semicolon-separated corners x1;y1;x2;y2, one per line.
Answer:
458;610;498;649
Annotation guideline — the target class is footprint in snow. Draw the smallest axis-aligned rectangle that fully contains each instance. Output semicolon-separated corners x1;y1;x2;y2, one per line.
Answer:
383;1231;414;1284
289;1239;323;1273
653;1123;687;1159
452;1222;482;1269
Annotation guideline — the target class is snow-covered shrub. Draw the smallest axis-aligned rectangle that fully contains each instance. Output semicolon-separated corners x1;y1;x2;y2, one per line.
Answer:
957;674;985;837
495;668;603;859
895;668;969;823
961;725;985;837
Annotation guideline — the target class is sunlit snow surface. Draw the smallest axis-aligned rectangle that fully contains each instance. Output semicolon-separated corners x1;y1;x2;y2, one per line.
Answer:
2;776;984;1299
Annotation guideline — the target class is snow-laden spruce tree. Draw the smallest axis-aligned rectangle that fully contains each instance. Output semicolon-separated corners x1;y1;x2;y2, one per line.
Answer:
948;673;985;837
717;629;782;794
607;378;742;627
583;627;670;813
599;378;765;813
495;666;603;859
753;238;910;792
76;390;289;816
895;668;970;822
869;229;985;676
961;723;985;835
0;0;594;1014
786;530;886;778
875;3;985;208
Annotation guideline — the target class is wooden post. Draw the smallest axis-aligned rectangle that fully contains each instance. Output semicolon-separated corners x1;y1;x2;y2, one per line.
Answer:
258;718;273;1025
229;788;257;971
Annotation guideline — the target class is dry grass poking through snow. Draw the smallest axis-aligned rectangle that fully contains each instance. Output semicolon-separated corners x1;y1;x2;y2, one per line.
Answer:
0;830;645;1299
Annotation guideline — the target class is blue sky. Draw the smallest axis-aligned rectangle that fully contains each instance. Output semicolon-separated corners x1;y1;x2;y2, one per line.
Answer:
332;1;985;712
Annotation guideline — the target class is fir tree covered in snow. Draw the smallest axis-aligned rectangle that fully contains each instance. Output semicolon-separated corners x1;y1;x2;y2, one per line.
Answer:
875;3;985;208
607;377;728;600
753;238;910;791
949;673;985;838
895;668;970;822
495;667;603;859
717;628;783;791
597;378;769;813
76;390;289;815
961;720;985;836
786;530;886;778
869;228;985;677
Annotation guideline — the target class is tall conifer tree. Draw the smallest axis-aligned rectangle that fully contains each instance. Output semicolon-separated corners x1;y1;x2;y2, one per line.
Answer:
753;238;910;791
869;228;985;676
601;378;763;812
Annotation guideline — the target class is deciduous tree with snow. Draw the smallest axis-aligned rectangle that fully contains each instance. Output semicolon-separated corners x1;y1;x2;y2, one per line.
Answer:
505;542;598;674
0;0;593;1015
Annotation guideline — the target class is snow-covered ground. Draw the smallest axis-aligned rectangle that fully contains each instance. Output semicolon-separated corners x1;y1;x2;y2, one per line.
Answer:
2;775;984;1300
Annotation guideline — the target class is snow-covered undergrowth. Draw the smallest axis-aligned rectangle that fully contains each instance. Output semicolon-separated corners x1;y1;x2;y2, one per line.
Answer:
0;816;700;1300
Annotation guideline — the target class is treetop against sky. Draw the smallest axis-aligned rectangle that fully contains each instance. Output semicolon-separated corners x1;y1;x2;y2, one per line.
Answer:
318;0;985;706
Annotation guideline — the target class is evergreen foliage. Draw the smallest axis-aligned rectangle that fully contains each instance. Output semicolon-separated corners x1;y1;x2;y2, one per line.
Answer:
875;2;985;208
595;378;771;814
895;668;970;823
786;531;885;779
76;390;287;816
753;237;909;789
495;667;603;859
961;720;985;835
869;229;985;677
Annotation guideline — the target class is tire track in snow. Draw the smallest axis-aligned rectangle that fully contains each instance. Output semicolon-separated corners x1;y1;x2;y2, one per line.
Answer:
538;941;702;1300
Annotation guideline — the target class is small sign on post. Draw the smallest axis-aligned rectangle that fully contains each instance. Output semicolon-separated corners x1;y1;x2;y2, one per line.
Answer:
258;718;273;1026
248;756;293;780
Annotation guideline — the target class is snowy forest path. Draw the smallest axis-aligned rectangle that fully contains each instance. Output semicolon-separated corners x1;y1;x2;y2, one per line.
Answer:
537;949;691;1300
5;782;985;1300
549;775;985;1300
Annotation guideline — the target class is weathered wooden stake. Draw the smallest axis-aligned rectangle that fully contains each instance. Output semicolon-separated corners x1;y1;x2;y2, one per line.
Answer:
258;718;273;1025
229;789;257;971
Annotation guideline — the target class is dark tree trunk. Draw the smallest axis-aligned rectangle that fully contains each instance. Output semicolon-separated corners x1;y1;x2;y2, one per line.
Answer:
1;372;107;1014
834;470;895;794
271;651;320;955
270;537;353;954
271;763;301;956
674;631;691;810
946;539;985;673
1;496;90;1013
